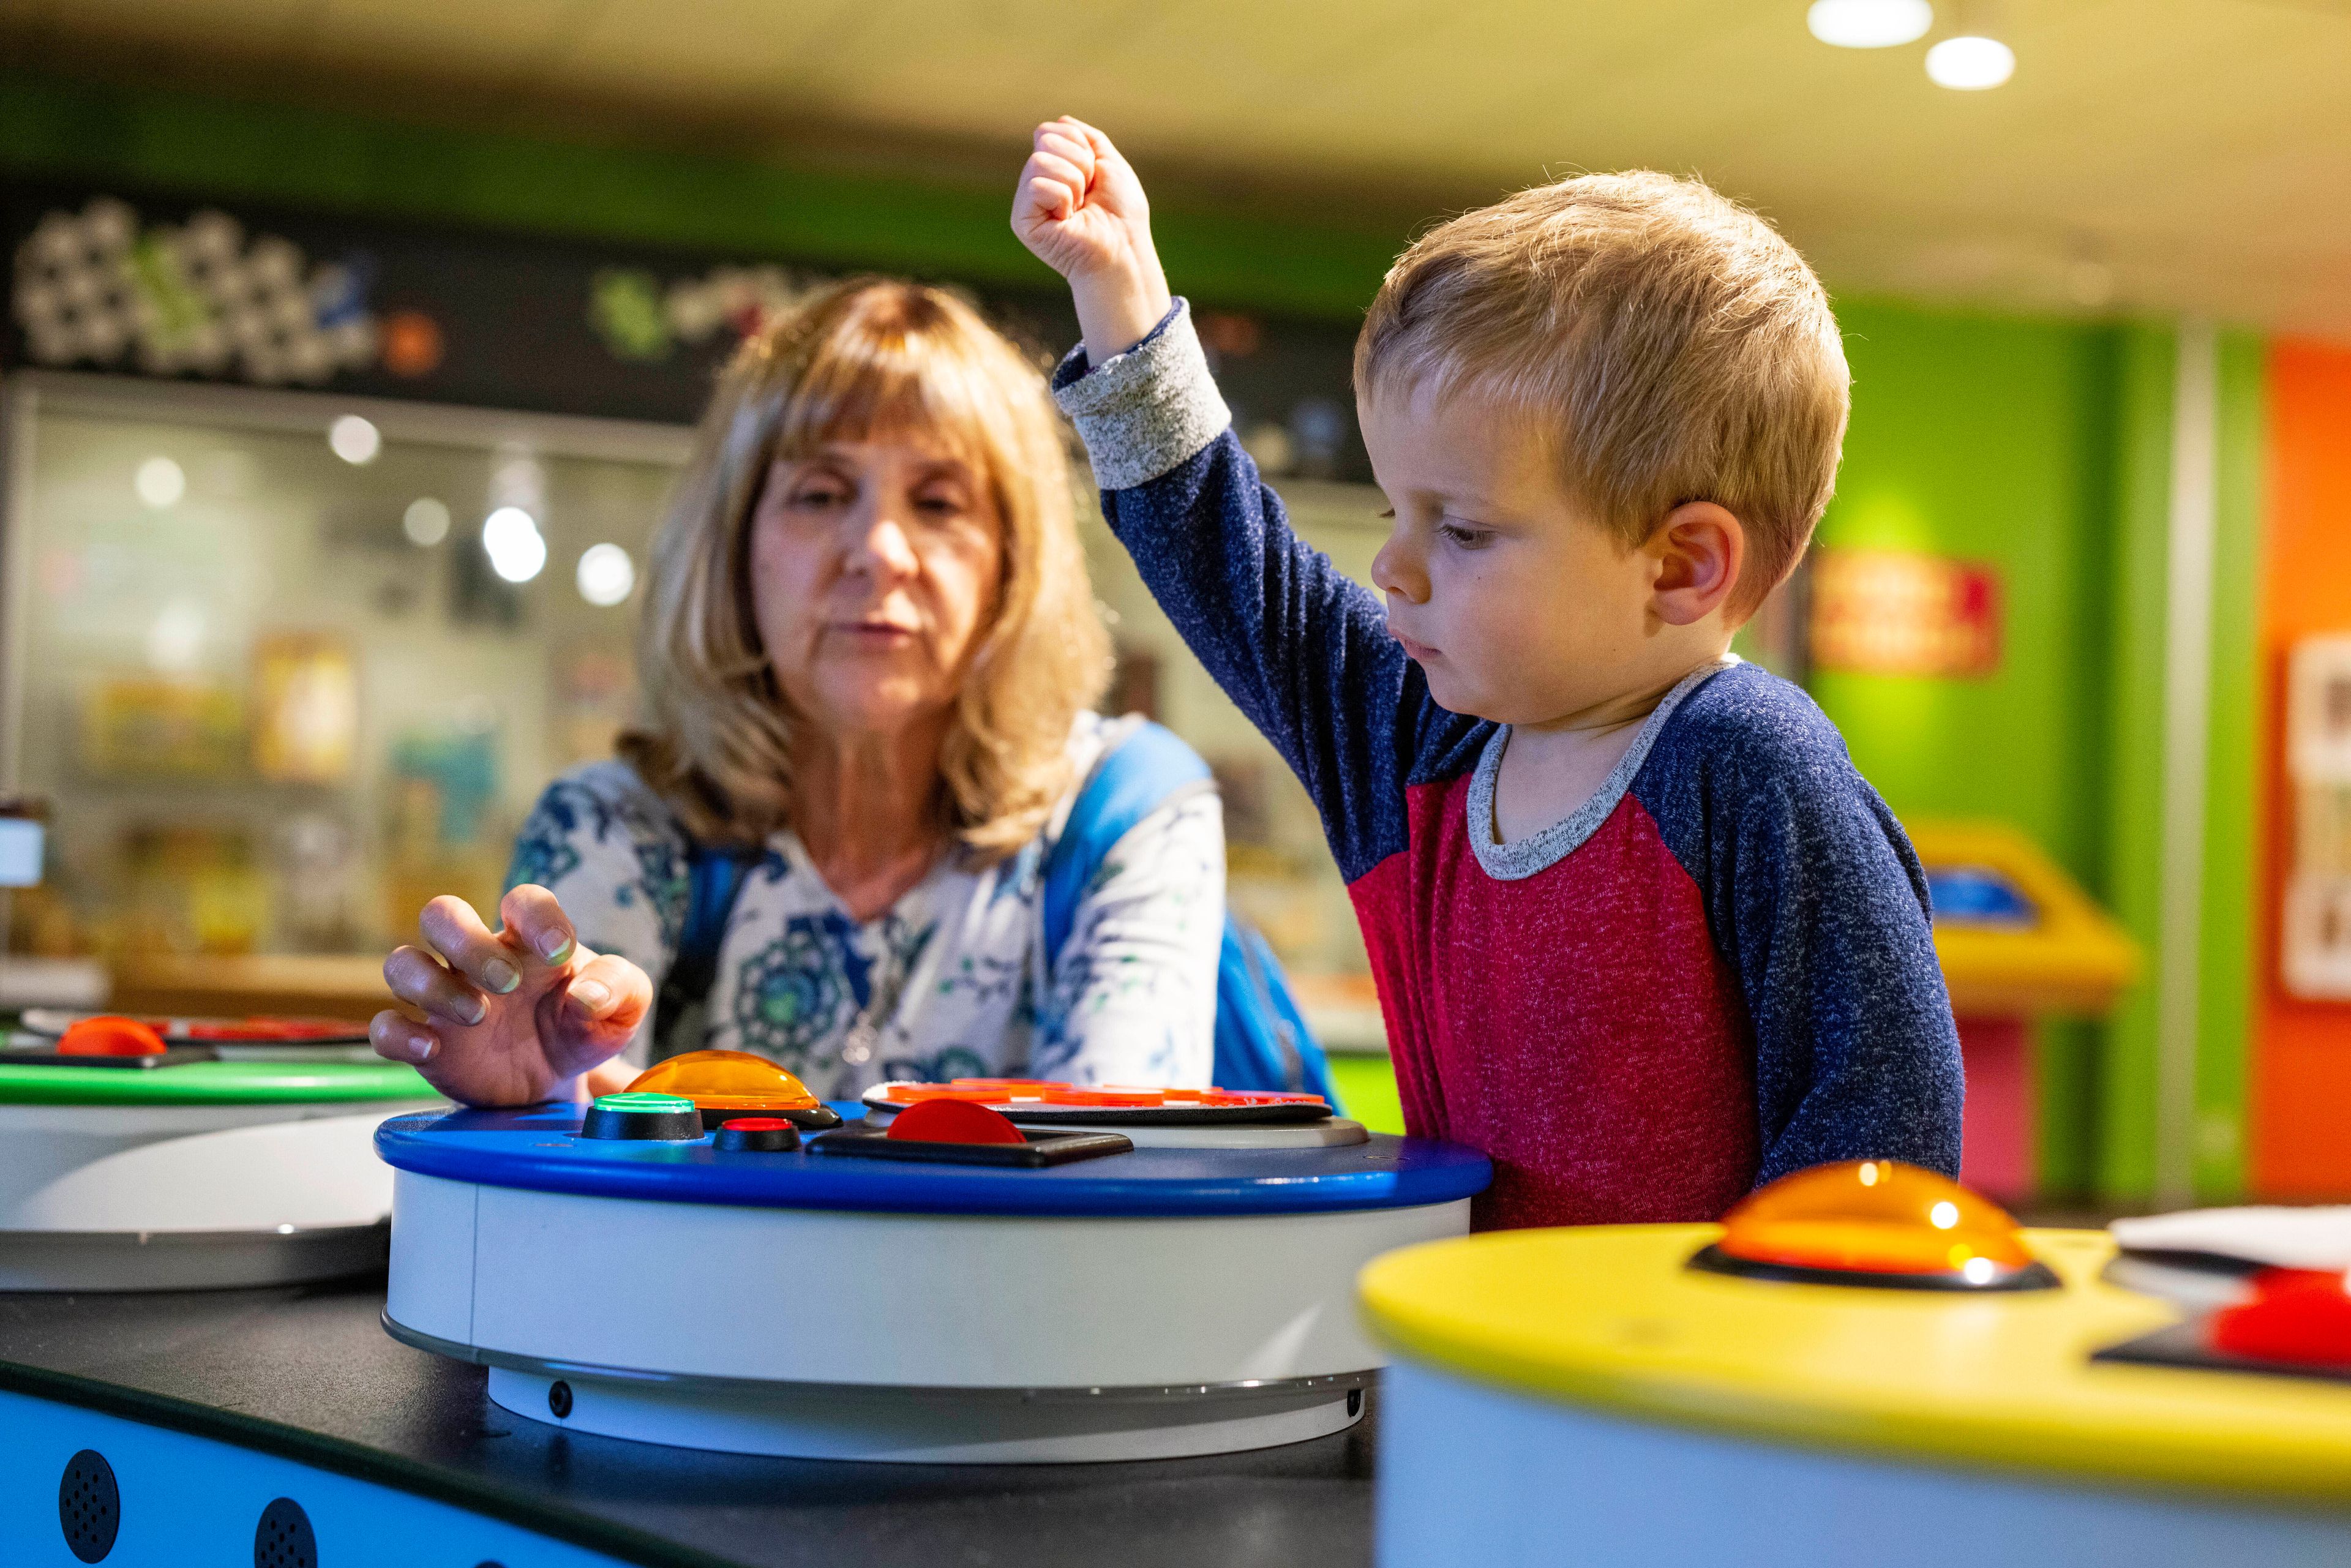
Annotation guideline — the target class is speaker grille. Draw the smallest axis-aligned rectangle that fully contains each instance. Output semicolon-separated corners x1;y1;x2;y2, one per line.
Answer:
58;1449;120;1563
253;1497;317;1568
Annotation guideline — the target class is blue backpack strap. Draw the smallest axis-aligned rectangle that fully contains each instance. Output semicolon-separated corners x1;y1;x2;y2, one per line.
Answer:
1040;721;1212;961
653;846;756;1054
1039;722;1340;1109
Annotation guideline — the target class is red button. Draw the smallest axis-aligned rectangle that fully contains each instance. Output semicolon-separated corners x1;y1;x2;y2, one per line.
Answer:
885;1099;1027;1145
2210;1268;2351;1365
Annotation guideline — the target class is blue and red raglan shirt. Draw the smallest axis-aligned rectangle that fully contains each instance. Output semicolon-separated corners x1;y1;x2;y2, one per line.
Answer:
1054;301;1964;1230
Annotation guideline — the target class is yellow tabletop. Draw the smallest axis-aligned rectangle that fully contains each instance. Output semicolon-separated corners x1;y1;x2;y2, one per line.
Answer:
1360;1225;2351;1504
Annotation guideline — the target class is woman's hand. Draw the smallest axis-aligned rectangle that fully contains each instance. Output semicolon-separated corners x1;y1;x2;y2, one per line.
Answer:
372;884;652;1107
1011;116;1172;366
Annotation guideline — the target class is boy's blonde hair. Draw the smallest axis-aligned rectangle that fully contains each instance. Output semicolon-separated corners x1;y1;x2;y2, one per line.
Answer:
621;278;1110;863
1355;170;1849;614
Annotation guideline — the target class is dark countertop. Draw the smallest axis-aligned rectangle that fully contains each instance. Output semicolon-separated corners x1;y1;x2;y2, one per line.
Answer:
0;1276;1378;1568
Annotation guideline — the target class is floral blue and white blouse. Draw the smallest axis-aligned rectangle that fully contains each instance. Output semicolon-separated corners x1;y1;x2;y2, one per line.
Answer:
504;714;1223;1098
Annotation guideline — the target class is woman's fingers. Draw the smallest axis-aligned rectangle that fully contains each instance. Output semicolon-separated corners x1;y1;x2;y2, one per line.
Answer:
384;943;490;1026
500;883;577;969
544;953;653;1081
418;895;522;996
563;951;652;1029
370;1007;441;1065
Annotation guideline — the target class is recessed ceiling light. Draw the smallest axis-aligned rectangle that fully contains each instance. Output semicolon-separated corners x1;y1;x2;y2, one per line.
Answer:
576;543;636;607
482;505;547;583
328;414;381;465
1807;0;1933;48
134;456;185;508
1925;33;2015;89
403;497;451;547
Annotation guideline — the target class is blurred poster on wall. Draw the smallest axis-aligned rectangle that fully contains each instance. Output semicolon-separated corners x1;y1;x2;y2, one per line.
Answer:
2282;634;2351;1000
252;634;358;784
1810;548;2003;678
79;676;244;778
552;642;634;770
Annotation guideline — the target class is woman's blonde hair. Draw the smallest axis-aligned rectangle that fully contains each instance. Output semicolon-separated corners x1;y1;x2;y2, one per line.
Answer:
621;278;1110;863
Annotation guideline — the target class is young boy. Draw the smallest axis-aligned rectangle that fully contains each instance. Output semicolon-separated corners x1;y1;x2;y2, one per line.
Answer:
1013;118;1962;1229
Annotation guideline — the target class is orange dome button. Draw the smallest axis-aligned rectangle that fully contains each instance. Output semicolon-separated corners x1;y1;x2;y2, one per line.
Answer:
56;1016;168;1057
2209;1269;2351;1367
1689;1160;2058;1292
624;1050;842;1130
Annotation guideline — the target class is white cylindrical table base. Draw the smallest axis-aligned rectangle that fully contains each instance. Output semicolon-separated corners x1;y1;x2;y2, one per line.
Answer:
1376;1361;2351;1568
483;1364;1364;1463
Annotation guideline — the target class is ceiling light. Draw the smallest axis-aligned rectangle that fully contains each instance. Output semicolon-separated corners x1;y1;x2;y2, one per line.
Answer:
1807;0;1933;48
134;456;185;509
329;414;381;465
403;497;451;547
1925;33;2014;89
482;506;546;584
576;543;636;607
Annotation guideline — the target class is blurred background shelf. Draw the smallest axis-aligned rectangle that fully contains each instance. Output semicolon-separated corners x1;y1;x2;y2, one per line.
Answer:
107;952;388;1021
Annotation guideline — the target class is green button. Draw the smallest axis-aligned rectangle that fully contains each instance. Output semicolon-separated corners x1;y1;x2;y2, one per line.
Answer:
591;1092;696;1113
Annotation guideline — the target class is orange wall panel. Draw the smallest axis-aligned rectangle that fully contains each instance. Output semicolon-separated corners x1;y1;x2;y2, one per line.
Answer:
2254;340;2351;1198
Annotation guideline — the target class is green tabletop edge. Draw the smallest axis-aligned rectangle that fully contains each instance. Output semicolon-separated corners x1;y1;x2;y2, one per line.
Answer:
0;1059;437;1105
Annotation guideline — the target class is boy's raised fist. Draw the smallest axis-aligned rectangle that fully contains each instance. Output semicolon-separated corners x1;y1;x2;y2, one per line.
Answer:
1012;117;1172;365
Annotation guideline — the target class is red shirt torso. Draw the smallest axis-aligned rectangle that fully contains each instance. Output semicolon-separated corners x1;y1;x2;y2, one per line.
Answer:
1350;776;1761;1229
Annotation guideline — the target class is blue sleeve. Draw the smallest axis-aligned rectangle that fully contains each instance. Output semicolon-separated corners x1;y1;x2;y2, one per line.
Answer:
1052;301;1482;881
1636;666;1965;1182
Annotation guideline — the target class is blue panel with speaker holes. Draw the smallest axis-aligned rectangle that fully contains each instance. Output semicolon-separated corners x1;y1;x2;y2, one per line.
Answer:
0;1389;632;1567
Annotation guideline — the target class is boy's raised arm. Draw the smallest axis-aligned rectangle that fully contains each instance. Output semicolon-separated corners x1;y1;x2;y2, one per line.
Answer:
1013;118;1172;367
1014;120;1464;878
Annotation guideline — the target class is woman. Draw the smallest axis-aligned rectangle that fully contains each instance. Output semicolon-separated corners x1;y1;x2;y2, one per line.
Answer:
370;280;1224;1105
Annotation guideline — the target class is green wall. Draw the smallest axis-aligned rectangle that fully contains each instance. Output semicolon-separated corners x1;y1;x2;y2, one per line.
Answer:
2094;329;2267;1202
1809;305;2123;1199
1813;310;2267;1203
1812;307;2121;886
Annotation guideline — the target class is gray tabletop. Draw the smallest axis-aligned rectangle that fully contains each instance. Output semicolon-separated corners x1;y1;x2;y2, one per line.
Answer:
0;1277;1378;1567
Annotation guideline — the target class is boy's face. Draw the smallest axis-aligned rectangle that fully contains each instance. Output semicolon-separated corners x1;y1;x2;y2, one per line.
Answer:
1360;383;1667;729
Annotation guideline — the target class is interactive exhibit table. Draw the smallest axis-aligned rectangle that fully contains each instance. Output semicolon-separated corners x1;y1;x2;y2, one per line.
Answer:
381;1068;1489;1464
0;1013;440;1290
0;1060;1490;1566
1910;821;2139;1204
1363;1162;2351;1568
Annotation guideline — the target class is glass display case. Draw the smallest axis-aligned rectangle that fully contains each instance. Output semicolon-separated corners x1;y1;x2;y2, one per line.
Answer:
1;371;688;962
0;370;1384;1003
1082;478;1387;988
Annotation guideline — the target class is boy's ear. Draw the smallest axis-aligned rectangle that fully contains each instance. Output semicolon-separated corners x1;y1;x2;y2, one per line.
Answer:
1646;501;1746;626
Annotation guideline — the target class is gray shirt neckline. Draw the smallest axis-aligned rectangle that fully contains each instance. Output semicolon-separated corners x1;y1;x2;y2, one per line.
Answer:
1466;658;1736;882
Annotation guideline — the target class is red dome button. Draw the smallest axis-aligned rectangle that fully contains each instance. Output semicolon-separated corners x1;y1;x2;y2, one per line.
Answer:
885;1099;1027;1146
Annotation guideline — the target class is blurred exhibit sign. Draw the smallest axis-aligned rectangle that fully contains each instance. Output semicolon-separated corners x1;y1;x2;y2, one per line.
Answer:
1809;547;2003;678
